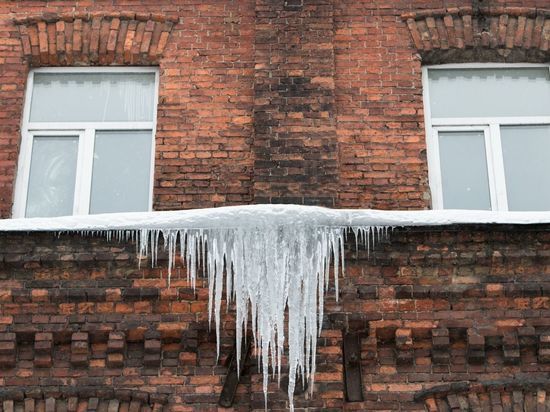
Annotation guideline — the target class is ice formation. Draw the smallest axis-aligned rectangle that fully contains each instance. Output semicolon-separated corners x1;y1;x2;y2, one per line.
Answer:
1;205;550;409
134;223;387;410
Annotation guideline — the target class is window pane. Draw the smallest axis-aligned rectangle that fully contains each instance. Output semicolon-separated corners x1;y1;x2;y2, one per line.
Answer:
30;72;156;122
501;125;550;211
25;136;78;217
428;68;550;118
89;131;152;214
438;131;491;210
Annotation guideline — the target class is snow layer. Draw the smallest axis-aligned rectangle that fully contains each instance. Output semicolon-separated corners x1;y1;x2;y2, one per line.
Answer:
1;204;550;231
2;204;550;410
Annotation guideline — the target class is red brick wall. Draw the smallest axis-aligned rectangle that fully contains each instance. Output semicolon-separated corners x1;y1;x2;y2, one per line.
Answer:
1;227;550;410
253;0;339;206
2;1;550;411
1;1;550;215
334;1;429;209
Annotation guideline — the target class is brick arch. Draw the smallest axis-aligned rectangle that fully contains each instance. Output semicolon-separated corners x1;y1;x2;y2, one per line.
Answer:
13;12;178;67
401;6;550;63
0;386;168;411
415;378;550;411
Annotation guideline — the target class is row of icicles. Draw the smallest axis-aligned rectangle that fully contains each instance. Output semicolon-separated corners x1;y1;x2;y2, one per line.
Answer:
73;224;391;410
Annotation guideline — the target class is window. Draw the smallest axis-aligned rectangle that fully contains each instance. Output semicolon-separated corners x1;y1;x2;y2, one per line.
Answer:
14;67;158;218
423;63;550;211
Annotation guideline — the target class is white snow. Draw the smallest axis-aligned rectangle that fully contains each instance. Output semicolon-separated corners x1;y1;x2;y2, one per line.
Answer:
1;204;550;410
2;204;550;231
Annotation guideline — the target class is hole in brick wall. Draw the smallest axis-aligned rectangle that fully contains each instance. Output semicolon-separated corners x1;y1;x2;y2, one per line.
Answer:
377;327;397;344
56;331;73;345
17;331;35;344
450;327;468;343
479;16;488;32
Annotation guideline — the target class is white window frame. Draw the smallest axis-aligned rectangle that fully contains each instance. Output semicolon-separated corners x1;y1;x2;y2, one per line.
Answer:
13;66;159;218
422;62;550;211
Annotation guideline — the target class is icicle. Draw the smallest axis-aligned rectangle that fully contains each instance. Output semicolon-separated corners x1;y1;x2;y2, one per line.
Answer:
94;218;391;411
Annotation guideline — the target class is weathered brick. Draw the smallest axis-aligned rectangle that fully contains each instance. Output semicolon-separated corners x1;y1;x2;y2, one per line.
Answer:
0;3;548;411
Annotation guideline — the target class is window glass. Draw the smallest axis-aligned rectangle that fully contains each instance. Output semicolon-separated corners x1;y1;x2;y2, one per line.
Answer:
428;68;550;118
30;72;156;122
25;136;79;217
438;131;491;210
501;125;550;211
89;131;152;214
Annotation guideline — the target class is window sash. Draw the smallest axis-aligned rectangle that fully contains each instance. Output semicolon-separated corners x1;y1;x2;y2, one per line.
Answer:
27;122;153;130
21;130;83;217
15;128;154;217
422;63;550;211
30;72;156;123
427;66;550;118
430;125;504;211
13;67;159;218
90;130;153;214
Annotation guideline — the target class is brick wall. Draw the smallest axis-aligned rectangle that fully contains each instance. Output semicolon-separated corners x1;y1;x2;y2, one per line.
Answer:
333;1;428;209
1;227;550;410
253;0;338;206
1;1;550;215
2;1;550;411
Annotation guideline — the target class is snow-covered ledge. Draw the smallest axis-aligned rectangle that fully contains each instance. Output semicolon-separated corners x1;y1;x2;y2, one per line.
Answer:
1;204;550;231
1;204;549;410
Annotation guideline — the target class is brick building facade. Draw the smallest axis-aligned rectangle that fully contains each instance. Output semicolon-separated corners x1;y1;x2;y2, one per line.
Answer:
0;0;550;410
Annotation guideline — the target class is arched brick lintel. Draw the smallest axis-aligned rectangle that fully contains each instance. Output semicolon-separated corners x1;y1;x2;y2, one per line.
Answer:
13;12;178;67
0;386;168;411
401;7;550;64
415;378;550;411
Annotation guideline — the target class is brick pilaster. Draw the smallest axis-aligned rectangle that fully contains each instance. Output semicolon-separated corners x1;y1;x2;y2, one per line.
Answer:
253;0;338;206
